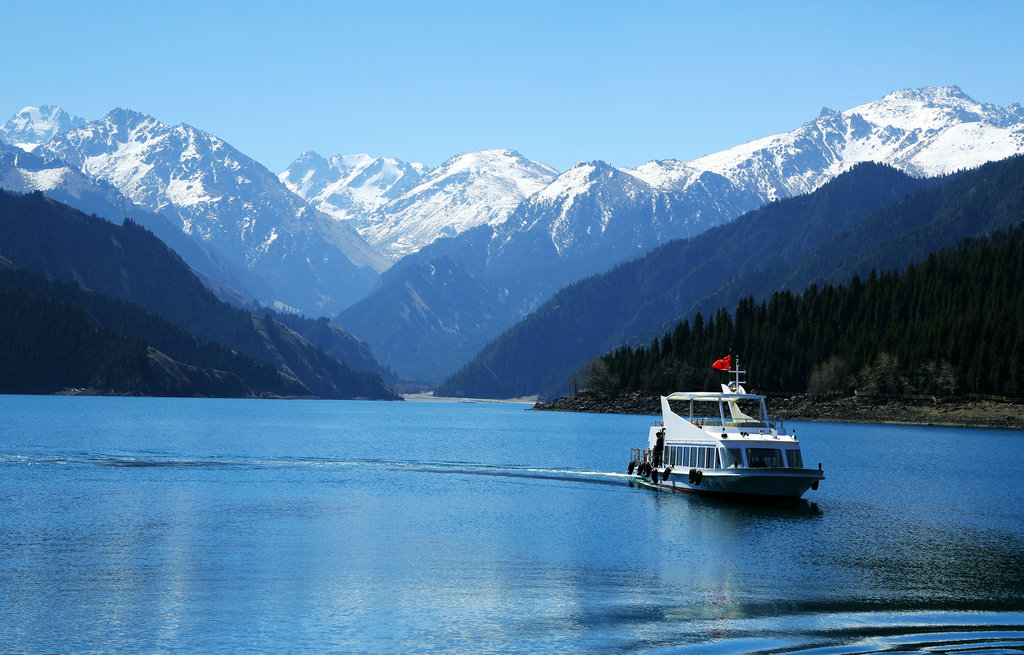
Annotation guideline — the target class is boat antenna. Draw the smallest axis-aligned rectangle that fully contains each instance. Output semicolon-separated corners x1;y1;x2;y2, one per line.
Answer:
731;353;746;391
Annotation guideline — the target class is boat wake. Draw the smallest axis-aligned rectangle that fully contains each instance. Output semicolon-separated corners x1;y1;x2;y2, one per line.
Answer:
0;452;629;485
662;611;1024;655
403;462;630;486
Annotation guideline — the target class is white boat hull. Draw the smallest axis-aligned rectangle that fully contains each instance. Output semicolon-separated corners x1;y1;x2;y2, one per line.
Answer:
643;468;823;501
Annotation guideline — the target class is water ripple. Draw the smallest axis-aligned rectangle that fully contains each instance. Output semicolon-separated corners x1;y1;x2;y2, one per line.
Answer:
665;612;1024;655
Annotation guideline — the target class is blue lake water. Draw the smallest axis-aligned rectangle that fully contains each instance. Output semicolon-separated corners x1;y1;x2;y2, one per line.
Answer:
1;395;1023;654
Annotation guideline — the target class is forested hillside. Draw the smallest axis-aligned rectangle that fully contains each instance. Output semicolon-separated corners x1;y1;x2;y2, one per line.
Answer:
689;153;1024;322
0;189;399;399
598;226;1024;398
0;269;287;396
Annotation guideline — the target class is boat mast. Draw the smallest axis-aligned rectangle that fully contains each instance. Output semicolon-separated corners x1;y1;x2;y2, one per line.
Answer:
731;353;746;391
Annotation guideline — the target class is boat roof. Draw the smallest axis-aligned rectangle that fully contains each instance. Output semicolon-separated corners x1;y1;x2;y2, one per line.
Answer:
664;391;765;401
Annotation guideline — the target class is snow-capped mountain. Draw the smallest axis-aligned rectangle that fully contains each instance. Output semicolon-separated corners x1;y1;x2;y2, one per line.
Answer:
362;149;558;258
6;86;1024;383
284;148;558;259
470;159;768;316
280;150;427;225
0;138;268;300
630;86;1024;201
336;86;1024;381
464;87;1024;290
36;108;390;314
497;85;1024;285
488;160;758;275
0;105;87;151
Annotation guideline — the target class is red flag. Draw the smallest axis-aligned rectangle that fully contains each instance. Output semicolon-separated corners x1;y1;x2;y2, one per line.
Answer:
712;354;731;371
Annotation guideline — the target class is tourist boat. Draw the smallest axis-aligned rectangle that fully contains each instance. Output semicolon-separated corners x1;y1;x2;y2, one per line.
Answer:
627;357;824;501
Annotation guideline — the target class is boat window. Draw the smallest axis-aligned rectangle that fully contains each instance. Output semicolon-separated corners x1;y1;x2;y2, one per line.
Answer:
746;448;783;468
726;398;768;427
714;449;722;469
785;449;804;468
684;446;691;467
723;448;743;468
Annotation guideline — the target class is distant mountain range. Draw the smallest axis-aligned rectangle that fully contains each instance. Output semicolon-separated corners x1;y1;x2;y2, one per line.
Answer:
282;148;557;259
336;87;1024;380
37;109;390;315
3;86;1024;390
438;154;1024;399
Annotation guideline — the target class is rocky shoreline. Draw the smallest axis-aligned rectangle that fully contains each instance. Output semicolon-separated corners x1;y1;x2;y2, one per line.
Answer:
532;391;1024;430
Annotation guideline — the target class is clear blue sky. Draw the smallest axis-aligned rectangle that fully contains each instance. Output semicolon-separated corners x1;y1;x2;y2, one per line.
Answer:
4;0;1022;173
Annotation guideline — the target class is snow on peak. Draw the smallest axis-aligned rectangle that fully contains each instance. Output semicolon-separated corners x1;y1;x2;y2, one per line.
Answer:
359;149;559;258
0;105;87;151
32;108;391;313
282;147;560;258
533;160;638;204
281;149;427;225
616;159;703;192
334;153;375;170
629;85;1024;201
408;149;557;196
37;109;252;213
534;161;604;203
846;85;989;134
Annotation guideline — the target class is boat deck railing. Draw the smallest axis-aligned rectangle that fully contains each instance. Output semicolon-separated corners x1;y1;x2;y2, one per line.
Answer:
630;448;651;465
655;417;786;432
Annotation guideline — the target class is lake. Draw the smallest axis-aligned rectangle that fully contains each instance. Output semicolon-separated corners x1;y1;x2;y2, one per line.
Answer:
1;395;1023;653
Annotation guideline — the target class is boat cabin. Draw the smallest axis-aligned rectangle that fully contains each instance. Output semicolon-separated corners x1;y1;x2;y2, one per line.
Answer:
633;390;806;471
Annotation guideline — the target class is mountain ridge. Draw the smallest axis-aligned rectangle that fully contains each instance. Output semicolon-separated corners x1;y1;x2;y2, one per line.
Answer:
36;108;389;315
437;155;1024;399
284;148;558;259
